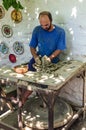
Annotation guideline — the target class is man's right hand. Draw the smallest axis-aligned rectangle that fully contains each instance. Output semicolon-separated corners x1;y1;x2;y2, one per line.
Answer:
35;56;41;65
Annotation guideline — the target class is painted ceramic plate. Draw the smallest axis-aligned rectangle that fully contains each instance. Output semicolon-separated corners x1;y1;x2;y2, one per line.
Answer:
0;42;9;54
9;54;16;63
11;9;22;23
13;41;24;55
0;5;5;19
1;25;13;38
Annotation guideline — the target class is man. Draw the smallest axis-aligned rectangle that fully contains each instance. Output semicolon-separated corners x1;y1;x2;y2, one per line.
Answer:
22;11;66;104
28;11;66;71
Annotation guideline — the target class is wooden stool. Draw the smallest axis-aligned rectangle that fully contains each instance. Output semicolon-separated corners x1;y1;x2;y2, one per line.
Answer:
0;85;16;111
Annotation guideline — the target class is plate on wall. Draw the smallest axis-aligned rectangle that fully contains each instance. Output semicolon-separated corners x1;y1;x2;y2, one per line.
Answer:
0;42;9;54
13;41;24;55
9;54;16;63
0;5;5;19
1;25;13;38
11;9;22;23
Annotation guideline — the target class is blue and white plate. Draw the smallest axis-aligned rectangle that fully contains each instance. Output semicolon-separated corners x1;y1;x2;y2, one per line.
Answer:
13;41;24;55
0;42;9;54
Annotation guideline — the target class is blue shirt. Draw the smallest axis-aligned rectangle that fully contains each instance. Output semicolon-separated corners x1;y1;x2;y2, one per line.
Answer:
29;25;66;63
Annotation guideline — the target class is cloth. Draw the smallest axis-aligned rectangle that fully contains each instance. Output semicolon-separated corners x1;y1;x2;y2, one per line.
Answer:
29;25;66;63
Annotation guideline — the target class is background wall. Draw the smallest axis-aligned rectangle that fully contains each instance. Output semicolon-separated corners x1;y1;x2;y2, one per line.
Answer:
0;0;86;106
0;0;86;67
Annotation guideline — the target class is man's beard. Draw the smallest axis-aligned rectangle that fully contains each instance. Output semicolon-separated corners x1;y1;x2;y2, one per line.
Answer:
45;23;52;31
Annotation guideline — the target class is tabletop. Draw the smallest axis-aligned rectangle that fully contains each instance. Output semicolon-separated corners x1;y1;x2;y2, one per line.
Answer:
0;60;86;91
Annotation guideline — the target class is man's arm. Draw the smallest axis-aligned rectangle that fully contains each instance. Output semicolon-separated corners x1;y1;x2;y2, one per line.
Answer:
30;47;38;59
49;50;62;60
30;47;41;65
42;50;62;65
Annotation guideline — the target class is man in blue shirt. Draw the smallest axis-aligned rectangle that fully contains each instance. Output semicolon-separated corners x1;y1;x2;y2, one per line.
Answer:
28;11;66;71
22;11;66;104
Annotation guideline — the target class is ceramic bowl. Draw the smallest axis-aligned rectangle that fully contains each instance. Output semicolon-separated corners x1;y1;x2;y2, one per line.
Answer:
13;65;28;74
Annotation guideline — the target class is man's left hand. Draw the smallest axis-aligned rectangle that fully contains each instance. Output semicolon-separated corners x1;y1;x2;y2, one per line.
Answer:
42;55;51;66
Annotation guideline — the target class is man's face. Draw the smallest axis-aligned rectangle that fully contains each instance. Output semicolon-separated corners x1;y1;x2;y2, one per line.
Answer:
39;15;52;31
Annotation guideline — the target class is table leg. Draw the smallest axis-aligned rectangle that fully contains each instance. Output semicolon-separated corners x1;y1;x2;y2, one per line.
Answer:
82;70;86;118
37;89;60;130
17;87;23;130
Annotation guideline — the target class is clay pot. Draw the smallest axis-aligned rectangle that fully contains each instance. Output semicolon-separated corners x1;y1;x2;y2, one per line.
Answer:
14;65;28;74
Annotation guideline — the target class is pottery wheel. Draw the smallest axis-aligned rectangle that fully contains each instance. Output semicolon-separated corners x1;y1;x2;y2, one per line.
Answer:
22;97;73;129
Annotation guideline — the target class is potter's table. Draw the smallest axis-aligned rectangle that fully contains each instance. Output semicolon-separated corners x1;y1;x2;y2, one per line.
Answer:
0;60;86;130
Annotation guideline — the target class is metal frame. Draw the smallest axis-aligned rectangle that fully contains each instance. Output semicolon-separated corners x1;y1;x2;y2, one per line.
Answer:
17;69;86;130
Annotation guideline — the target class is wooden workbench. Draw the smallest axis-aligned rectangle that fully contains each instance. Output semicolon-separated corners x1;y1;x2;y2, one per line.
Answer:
0;60;86;130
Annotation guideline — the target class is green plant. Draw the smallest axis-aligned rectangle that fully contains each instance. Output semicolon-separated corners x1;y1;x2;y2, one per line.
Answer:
2;0;24;11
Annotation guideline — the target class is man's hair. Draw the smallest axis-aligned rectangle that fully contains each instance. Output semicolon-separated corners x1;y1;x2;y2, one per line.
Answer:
38;11;52;22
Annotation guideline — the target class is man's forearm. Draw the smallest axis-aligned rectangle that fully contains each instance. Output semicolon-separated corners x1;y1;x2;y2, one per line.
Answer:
49;50;62;60
30;47;38;59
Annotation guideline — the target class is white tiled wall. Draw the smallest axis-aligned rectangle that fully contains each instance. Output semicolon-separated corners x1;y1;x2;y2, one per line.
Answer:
0;0;86;67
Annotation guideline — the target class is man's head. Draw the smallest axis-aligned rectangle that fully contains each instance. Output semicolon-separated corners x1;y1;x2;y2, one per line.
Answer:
38;11;53;31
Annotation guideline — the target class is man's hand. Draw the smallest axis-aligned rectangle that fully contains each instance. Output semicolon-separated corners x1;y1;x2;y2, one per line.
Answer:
35;56;41;65
42;55;51;66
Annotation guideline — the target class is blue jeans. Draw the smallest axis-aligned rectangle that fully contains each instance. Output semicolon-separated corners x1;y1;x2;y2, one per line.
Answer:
28;57;36;71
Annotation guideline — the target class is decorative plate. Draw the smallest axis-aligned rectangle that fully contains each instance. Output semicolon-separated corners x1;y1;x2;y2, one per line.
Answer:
0;5;5;19
9;54;16;63
1;25;13;38
13;41;24;55
11;9;22;23
0;42;9;54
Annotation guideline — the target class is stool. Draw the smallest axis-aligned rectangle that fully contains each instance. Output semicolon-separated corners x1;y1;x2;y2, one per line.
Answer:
0;85;17;112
